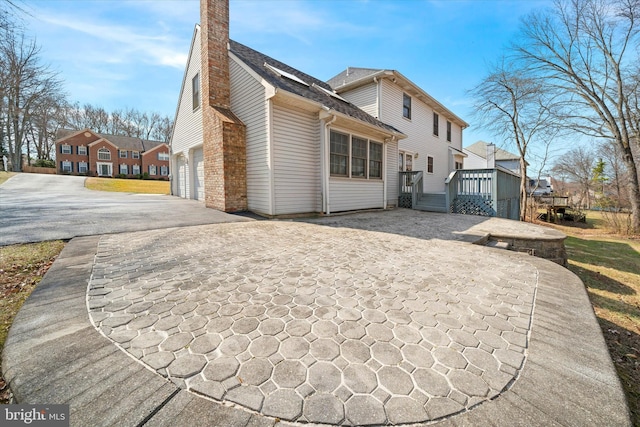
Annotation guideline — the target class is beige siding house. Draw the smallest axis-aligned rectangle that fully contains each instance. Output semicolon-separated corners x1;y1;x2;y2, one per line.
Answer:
170;6;405;216
328;68;469;193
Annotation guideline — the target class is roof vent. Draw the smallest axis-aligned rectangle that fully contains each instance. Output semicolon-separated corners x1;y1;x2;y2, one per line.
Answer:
264;63;309;86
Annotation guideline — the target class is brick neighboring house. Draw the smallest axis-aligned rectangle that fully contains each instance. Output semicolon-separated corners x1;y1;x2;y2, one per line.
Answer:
55;129;170;180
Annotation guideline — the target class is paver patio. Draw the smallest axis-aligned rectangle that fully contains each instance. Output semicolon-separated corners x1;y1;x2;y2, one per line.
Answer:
3;211;631;426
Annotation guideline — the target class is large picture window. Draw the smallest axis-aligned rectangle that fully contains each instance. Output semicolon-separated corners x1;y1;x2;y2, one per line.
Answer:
369;142;383;178
330;131;349;176
330;130;383;179
351;137;367;178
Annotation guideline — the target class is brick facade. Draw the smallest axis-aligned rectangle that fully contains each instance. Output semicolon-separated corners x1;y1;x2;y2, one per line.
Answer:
55;129;170;180
200;0;247;212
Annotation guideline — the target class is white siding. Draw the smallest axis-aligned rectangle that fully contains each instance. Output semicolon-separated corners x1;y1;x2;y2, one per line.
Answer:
339;82;378;117
171;26;203;202
379;79;462;193
272;103;321;215
229;57;270;214
386;139;398;207
329;179;384;212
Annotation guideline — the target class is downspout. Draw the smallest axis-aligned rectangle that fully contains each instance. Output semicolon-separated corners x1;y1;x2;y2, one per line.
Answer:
321;110;337;215
383;135;395;209
374;77;381;119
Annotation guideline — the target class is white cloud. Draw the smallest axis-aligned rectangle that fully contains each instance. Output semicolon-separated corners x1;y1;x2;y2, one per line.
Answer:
36;11;188;70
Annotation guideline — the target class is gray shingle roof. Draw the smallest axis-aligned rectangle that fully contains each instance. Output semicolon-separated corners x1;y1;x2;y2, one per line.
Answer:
464;141;520;161
56;129;166;152
229;41;402;135
327;67;383;89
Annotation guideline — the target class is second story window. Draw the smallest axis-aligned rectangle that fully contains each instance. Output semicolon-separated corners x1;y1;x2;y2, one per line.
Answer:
447;120;452;142
119;150;127;158
132;151;140;159
158;152;169;161
192;73;200;110
433;112;439;136
61;145;71;154
77;146;87;155
403;93;412;119
98;148;111;161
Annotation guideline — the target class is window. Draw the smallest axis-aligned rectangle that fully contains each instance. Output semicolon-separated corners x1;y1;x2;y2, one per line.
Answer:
330;131;349;176
160;165;169;176
77;146;87;155
119;150;127;158
149;165;157;176
158;152;169;161
98;148;111;160
399;153;404;171
403;93;411;119
455;161;463;170
120;164;128;175
427;156;434;173
433;113;439;136
132;164;140;175
351;137;367;178
330;130;384;179
132;151;140;159
78;162;88;173
61;161;72;172
369;142;383;179
61;145;71;154
446;121;452;142
192;73;200;110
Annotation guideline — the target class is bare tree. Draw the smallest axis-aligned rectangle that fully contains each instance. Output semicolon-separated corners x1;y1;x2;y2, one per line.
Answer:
598;139;630;208
1;29;64;171
552;146;596;209
470;59;561;221
515;0;640;232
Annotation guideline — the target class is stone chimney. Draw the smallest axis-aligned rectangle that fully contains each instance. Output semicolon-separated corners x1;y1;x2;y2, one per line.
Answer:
486;143;496;168
200;0;247;212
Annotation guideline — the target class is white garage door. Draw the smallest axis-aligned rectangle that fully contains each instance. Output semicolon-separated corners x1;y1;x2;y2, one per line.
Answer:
176;157;186;198
193;148;205;201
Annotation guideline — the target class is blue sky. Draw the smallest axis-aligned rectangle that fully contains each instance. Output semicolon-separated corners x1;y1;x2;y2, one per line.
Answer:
22;0;552;156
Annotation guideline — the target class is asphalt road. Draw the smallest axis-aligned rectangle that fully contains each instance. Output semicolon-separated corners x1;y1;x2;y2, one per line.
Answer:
0;174;251;246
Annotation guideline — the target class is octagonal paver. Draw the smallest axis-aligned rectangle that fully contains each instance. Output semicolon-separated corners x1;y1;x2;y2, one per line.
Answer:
88;221;538;425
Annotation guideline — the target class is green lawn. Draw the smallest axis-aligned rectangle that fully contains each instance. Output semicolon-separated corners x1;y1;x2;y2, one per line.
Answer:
85;177;170;194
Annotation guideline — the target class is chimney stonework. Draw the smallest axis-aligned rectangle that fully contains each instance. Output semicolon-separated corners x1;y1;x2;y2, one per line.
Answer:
200;0;247;212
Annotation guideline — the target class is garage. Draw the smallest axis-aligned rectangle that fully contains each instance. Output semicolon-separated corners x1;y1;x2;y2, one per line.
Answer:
193;148;205;201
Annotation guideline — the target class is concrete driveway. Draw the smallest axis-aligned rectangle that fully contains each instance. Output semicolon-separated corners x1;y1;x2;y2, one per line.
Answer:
0;174;251;246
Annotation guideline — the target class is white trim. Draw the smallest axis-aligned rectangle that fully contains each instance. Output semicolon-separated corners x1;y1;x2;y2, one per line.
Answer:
96;162;112;177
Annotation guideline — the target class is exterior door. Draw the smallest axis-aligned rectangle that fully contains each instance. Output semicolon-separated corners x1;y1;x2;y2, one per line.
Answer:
192;148;204;201
97;162;112;177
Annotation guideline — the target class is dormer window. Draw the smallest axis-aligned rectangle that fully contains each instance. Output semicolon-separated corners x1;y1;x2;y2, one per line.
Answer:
403;93;411;119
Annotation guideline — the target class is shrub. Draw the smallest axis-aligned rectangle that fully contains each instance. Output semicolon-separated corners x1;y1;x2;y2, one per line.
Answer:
116;173;127;179
33;159;55;168
142;172;150;180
